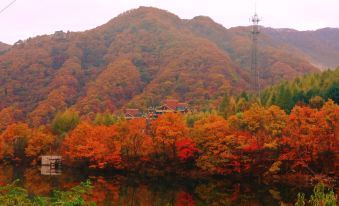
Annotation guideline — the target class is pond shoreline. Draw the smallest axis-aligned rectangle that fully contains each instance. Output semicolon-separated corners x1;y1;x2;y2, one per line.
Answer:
1;164;338;205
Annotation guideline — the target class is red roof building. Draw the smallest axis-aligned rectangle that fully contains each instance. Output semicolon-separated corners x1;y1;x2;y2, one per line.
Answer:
163;99;179;110
124;109;142;120
155;99;189;115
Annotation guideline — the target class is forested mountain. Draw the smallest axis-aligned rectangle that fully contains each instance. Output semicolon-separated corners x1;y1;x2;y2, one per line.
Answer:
263;27;339;69
0;7;247;126
187;16;323;84
188;17;339;73
0;6;337;126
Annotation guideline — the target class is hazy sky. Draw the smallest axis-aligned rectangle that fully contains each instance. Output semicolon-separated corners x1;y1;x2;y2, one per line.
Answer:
0;0;338;44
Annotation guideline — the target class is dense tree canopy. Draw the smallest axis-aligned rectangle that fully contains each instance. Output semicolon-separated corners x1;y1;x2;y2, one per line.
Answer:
261;67;339;112
0;7;328;127
0;98;337;177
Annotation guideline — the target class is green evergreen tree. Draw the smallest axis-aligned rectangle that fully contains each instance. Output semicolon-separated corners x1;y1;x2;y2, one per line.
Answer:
325;83;339;103
51;109;79;136
218;92;230;118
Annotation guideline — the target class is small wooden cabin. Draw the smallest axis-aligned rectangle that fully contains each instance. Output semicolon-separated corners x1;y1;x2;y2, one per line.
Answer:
155;99;189;115
41;165;62;176
41;155;62;166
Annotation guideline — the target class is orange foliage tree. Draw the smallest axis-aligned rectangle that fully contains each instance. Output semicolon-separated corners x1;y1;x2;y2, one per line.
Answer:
192;115;238;175
283;106;320;163
0;123;31;160
61;122;122;169
319;99;339;150
25;129;56;160
0;106;20;131
281;100;339;172
241;104;287;147
116;118;153;169
151;113;190;160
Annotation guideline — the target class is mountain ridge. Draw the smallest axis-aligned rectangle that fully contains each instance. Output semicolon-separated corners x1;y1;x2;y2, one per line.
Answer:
0;6;337;127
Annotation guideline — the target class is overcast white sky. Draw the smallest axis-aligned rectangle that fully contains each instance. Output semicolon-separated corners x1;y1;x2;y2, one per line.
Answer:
0;0;338;44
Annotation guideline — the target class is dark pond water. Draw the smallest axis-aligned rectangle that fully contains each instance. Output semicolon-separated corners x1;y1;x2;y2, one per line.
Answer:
0;165;325;205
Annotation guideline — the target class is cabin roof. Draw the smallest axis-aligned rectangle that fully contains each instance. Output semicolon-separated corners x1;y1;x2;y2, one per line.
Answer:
125;108;141;117
163;99;179;110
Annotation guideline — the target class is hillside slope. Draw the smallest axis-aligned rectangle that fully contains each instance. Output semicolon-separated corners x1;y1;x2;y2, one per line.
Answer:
0;7;247;126
187;16;320;85
187;17;339;72
0;7;332;126
263;27;339;69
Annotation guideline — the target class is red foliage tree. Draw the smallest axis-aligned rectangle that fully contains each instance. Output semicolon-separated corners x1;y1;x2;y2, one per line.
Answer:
175;138;198;161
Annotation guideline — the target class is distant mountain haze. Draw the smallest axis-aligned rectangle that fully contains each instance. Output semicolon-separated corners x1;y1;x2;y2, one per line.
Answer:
263;27;339;69
0;42;10;53
188;16;339;71
0;7;337;125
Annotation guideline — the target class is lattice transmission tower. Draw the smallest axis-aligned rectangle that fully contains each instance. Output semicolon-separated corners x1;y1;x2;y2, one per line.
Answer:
250;10;261;94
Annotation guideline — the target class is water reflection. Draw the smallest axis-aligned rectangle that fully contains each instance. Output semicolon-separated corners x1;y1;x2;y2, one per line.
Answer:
0;165;318;206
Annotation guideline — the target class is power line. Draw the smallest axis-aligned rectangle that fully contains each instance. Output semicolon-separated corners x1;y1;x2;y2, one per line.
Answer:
0;0;17;16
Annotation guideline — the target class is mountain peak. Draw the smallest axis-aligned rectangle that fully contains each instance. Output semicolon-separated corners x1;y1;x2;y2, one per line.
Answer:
187;15;227;36
100;6;182;32
114;6;180;21
192;16;215;23
190;15;225;29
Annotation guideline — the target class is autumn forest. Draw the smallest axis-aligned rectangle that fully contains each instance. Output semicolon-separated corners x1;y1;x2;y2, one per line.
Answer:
0;6;338;206
0;66;338;178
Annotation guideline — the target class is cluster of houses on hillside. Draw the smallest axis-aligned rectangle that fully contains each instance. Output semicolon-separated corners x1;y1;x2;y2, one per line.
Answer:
124;99;189;120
